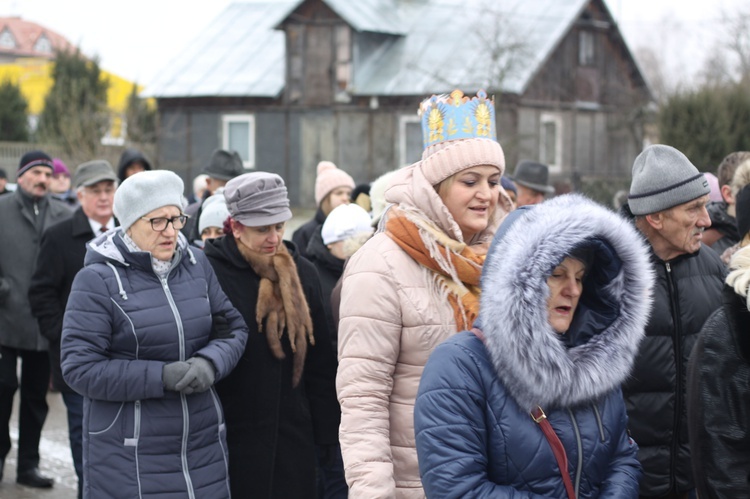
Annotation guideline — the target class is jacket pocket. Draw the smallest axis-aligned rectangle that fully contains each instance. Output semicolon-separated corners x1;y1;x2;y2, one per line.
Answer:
88;400;125;435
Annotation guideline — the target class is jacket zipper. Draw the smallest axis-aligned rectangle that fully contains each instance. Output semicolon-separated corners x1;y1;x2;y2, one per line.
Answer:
665;261;681;493
592;404;605;442
161;275;195;499
567;409;582;498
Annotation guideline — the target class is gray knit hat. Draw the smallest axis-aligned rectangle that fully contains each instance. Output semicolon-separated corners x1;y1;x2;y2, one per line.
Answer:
224;172;292;227
628;145;710;215
113;170;186;231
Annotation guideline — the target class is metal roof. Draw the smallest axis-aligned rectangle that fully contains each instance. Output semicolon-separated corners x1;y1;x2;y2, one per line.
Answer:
146;2;295;98
148;0;606;99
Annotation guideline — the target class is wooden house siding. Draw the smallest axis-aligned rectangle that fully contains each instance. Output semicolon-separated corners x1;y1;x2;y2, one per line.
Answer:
152;0;650;205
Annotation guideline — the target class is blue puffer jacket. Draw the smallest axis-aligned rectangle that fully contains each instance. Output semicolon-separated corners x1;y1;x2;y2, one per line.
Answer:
61;230;248;499
415;195;653;498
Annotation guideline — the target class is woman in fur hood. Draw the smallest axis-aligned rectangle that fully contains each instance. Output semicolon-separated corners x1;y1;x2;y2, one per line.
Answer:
203;172;340;498
414;194;653;498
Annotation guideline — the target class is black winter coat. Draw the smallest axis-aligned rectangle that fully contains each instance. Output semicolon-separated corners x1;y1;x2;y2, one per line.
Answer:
204;236;340;499
706;201;739;255
291;208;326;258
305;228;345;351
622;246;725;496
687;284;750;498
29;208;104;392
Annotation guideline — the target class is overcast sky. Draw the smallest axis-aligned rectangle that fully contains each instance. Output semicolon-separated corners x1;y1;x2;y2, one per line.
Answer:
0;0;747;89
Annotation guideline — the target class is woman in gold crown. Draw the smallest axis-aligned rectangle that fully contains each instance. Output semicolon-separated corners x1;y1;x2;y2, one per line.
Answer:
336;90;511;498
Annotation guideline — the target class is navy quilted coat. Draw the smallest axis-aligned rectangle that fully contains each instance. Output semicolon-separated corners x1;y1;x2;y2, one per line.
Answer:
415;195;653;498
61;230;248;498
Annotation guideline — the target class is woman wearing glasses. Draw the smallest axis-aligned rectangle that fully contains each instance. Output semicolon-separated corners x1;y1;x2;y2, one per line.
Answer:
61;170;248;498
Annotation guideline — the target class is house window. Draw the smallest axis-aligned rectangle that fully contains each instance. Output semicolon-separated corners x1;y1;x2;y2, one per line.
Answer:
0;28;16;49
578;31;595;66
34;33;52;54
540;113;562;172
222;114;255;169
399;115;423;168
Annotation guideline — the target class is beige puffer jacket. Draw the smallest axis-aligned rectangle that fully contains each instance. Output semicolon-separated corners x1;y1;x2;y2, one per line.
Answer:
336;163;503;498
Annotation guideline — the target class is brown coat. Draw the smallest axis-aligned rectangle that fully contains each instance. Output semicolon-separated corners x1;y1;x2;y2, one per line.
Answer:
336;163;503;498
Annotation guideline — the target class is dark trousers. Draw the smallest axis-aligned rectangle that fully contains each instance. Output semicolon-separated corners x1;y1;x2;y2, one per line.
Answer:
0;346;50;471
316;444;348;499
61;391;83;499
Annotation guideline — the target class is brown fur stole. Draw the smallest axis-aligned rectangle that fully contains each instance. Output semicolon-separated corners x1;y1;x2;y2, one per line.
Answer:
236;239;315;386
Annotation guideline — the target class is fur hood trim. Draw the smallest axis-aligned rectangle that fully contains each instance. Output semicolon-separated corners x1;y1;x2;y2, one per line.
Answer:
479;194;654;409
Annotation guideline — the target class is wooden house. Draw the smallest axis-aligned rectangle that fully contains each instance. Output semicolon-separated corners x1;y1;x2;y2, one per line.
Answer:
148;0;651;206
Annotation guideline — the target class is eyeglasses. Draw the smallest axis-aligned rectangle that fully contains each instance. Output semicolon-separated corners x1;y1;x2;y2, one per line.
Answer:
140;215;189;231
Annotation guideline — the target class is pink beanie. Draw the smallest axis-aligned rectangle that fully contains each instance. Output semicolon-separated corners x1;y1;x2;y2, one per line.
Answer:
315;161;355;205
419;138;505;186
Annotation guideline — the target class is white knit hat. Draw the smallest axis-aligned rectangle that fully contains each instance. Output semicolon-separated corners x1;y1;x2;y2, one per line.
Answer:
322;203;373;245
113;170;186;231
199;190;229;234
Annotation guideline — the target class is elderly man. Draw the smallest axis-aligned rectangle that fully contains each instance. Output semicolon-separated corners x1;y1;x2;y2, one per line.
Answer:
0;150;71;488
29;160;118;498
183;149;245;244
509;160;554;206
621;144;725;499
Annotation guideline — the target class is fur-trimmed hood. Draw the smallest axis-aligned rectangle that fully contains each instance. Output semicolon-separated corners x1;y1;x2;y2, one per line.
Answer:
479;194;654;409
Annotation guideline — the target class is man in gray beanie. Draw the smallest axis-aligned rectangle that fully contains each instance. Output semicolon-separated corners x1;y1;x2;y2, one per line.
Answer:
620;144;725;498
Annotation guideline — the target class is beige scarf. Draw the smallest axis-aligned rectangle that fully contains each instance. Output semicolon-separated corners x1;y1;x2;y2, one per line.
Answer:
236;239;314;387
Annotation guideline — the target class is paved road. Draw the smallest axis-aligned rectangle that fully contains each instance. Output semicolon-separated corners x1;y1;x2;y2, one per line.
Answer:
2;391;78;498
0;209;318;498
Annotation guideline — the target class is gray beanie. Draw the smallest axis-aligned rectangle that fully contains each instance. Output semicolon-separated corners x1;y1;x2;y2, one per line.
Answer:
628;144;710;215
224;172;292;227
199;191;230;234
113;170;186;231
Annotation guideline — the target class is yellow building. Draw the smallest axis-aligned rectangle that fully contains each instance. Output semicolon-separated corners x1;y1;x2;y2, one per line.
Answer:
0;16;146;144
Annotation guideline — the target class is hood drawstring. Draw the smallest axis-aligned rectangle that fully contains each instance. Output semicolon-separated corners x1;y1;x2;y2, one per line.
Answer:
186;246;197;265
106;262;128;300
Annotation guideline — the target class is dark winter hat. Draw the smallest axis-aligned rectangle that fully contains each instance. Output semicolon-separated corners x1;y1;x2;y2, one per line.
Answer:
0;168;6;179
735;184;750;239
113;170;186;232
203;149;245;181
628;145;710;216
18;150;54;177
510;161;554;194
500;175;516;195
224;172;291;227
73;160;118;189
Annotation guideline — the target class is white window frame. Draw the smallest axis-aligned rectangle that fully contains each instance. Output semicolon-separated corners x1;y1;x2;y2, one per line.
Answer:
222;114;255;169
0;28;16;49
398;114;422;168
578;31;595;66
540;113;563;173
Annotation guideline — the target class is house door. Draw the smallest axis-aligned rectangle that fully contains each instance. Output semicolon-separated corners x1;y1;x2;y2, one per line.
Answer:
299;112;336;207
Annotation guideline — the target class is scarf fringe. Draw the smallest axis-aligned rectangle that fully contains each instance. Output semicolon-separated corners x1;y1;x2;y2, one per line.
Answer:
387;206;484;331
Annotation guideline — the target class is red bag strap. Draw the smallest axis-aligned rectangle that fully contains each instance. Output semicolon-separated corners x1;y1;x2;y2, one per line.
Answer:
531;406;576;499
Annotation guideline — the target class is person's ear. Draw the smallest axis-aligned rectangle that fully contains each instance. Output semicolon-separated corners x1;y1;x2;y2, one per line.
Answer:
721;184;734;205
645;212;664;230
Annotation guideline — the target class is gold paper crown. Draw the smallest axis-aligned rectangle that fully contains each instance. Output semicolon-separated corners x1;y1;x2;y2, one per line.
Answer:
419;89;497;149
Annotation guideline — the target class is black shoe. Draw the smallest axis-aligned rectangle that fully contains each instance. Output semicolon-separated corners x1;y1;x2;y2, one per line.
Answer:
0;460;4;481
16;467;54;488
